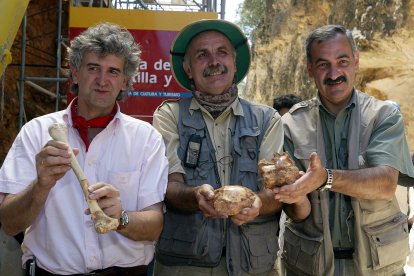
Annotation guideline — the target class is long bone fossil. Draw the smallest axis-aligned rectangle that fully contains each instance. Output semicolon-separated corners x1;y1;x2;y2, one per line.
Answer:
48;123;119;234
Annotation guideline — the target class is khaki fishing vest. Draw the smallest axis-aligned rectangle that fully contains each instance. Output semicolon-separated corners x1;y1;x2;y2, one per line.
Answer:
156;98;280;276
281;90;409;276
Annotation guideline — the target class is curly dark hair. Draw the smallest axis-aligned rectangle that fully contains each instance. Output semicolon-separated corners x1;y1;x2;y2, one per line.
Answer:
67;22;141;100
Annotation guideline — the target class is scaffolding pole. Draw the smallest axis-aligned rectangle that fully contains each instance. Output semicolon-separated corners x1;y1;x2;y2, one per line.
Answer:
18;12;27;129
55;0;63;110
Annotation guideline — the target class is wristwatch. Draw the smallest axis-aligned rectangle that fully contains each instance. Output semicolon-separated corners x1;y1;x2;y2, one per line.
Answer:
117;210;129;230
318;168;333;192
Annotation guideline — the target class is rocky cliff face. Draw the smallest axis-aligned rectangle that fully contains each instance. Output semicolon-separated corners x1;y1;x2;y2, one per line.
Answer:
244;0;414;150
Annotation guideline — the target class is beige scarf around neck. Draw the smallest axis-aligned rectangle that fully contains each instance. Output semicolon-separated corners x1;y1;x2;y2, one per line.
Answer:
192;84;238;119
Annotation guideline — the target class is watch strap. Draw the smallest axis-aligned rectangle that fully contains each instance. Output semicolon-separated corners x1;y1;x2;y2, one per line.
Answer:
318;168;333;192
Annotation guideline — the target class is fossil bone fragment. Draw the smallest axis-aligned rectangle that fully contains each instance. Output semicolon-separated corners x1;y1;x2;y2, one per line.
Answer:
48;123;119;234
213;185;256;216
258;152;301;189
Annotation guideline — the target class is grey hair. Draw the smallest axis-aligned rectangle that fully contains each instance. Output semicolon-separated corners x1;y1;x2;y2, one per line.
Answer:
305;25;358;63
67;22;141;100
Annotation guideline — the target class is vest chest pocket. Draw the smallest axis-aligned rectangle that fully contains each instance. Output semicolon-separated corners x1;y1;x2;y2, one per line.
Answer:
234;127;261;188
363;212;409;270
178;134;211;182
236;127;260;159
282;224;323;276
184;152;211;181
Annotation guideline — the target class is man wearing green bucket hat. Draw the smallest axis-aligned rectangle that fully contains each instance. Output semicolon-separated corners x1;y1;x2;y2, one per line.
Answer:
152;19;310;275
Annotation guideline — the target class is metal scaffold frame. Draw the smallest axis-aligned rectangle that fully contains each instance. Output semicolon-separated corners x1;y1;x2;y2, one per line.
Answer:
73;0;225;15
15;0;225;129
16;0;67;129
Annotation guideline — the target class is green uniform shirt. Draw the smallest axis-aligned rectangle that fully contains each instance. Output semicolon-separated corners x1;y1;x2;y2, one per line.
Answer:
282;89;414;274
316;90;409;249
318;93;355;249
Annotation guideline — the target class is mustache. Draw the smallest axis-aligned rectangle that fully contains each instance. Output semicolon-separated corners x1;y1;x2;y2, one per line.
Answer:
324;75;347;85
203;64;228;77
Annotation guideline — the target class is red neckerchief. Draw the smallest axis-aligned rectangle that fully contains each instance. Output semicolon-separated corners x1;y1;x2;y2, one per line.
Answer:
71;98;117;151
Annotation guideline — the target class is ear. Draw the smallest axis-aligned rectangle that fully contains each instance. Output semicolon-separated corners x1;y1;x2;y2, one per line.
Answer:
183;62;193;80
70;67;78;84
354;50;360;68
121;76;128;91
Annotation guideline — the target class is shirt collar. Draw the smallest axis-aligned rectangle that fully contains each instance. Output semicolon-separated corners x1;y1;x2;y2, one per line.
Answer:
317;89;356;115
64;98;121;127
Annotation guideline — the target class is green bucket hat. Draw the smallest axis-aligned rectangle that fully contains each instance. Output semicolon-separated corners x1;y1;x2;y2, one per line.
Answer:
170;19;251;91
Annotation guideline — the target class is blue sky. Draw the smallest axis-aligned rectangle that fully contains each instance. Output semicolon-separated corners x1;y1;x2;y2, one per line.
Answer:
225;0;242;22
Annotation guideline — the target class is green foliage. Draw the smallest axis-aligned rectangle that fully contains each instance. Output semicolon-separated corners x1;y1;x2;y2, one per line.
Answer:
236;0;266;41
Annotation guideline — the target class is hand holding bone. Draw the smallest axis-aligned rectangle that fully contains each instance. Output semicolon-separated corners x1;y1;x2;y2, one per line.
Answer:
48;123;119;233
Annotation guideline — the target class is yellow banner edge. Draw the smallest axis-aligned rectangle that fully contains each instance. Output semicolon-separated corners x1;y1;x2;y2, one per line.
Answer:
69;7;218;31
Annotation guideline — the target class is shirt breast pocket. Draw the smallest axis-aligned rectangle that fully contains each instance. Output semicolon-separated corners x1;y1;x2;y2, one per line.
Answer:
107;170;140;209
293;146;315;171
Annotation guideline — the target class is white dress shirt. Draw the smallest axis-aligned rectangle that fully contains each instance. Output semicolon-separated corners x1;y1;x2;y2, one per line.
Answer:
0;101;169;274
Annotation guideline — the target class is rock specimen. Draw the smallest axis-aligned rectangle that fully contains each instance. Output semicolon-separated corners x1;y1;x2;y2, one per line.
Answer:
258;152;301;189
213;185;256;216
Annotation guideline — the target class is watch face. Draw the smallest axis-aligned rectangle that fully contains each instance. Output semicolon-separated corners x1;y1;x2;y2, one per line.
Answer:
120;210;129;226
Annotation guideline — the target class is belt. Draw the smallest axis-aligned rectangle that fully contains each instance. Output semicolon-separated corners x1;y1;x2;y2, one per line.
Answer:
30;264;147;276
333;248;354;259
